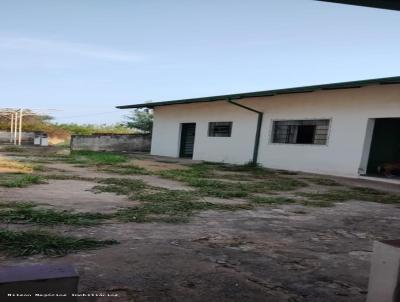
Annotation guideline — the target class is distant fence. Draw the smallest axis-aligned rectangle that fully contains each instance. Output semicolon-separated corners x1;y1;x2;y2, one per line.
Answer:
70;134;151;153
0;131;35;144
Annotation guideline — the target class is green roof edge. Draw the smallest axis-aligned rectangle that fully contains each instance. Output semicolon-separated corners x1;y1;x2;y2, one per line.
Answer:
116;76;400;109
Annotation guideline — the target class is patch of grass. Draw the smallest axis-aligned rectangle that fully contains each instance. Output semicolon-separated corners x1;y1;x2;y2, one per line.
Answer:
275;170;299;175
160;164;307;199
0;229;118;256
135;190;196;203
250;196;296;204
100;165;150;175
0;202;111;225
297;187;400;205
0;174;46;187
217;163;278;178
44;174;97;181
69;150;127;166
92;178;148;196
188;179;250;198
249;178;307;193
116;190;252;223
1;146;24;153
160;164;214;181
302;178;340;186
0;159;33;172
300;199;335;207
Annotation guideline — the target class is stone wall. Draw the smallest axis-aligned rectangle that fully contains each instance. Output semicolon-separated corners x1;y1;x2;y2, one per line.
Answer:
70;134;151;153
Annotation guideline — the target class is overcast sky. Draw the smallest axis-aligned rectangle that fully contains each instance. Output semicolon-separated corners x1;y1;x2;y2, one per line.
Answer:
0;0;399;124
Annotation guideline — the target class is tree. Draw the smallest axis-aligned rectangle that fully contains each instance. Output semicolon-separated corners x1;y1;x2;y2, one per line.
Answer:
125;109;153;133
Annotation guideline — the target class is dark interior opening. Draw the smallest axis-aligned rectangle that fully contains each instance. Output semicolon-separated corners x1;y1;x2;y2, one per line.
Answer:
367;118;400;177
296;125;315;144
179;123;196;158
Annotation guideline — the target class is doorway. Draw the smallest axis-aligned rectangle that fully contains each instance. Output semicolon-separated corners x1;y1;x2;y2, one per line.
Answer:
179;123;196;158
367;118;400;177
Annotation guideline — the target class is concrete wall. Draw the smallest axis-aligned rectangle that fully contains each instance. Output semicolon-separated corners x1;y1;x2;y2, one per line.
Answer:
151;84;400;177
70;134;151;153
0;131;35;144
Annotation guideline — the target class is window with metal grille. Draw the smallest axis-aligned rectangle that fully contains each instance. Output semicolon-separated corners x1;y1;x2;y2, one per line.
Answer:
208;122;232;137
272;119;330;145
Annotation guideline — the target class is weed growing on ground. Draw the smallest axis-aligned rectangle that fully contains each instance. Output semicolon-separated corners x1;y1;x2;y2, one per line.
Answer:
69;150;127;166
43;174;97;181
248;178;306;193
0;202;111;225
0;229;118;256
302;178;340;186
250;196;296;204
297;187;400;205
1;146;24;153
92;178;148;196
159;164;307;198
100;165;150;175
0;174;46;187
115;190;253;223
0;159;33;173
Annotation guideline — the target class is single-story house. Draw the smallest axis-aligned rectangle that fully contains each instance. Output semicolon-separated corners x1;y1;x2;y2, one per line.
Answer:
117;76;400;178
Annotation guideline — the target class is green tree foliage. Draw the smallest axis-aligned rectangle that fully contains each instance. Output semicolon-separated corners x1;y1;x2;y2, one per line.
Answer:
0;111;133;139
0;112;70;139
56;123;133;135
124;109;153;133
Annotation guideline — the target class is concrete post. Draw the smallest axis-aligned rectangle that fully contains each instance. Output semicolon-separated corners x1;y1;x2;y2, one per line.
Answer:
18;109;23;146
367;240;400;302
9;113;13;143
13;112;18;145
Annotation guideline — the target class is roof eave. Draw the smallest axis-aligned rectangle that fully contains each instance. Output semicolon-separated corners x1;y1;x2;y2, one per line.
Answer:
317;0;400;11
116;76;400;109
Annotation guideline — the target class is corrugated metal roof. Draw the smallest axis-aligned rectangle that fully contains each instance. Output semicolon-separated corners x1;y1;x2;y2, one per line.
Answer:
116;76;400;109
317;0;400;11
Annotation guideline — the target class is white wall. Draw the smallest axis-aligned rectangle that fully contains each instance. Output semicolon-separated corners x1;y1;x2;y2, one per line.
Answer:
151;84;400;176
151;101;257;164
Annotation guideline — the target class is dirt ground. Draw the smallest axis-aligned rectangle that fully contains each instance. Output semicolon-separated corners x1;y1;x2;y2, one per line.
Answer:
0;146;399;302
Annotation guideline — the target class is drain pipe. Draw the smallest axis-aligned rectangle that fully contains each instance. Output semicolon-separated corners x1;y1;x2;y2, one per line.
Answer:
227;99;264;165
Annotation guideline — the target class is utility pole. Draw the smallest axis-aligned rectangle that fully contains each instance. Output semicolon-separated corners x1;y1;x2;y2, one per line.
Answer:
18;109;23;146
13;111;18;145
10;112;14;143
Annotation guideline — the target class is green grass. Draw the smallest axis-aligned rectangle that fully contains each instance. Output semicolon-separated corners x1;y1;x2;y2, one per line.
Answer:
188;179;250;198
0;174;46;187
160;164;214;181
135;190;197;203
0;158;33;172
0;202;111;225
248;178;306;192
300;199;335;207
100;165;150;175
1;146;24;153
43;174;97;181
116;190;253;223
159;164;307;198
302;178;340;186
250;196;296;204
215;163;278;178
0;229;118;256
69;150;127;166
92;178;148;197
297;187;400;205
91;178;253;223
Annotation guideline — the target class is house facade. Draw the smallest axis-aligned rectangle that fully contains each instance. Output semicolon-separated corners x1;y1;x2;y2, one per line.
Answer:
118;77;400;177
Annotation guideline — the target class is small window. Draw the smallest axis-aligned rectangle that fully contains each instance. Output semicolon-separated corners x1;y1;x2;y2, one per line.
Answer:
272;119;330;145
208;122;232;137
